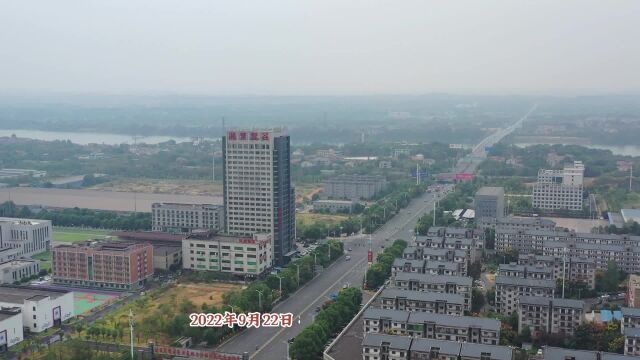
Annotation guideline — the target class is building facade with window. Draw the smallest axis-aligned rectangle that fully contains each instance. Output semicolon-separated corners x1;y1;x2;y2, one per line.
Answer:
151;203;224;234
0;285;73;334
0;217;51;258
223;128;295;266
182;231;272;276
532;161;584;211
52;241;153;290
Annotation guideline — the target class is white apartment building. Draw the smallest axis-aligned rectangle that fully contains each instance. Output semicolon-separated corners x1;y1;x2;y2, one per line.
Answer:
532;161;584;211
0;285;74;334
151;203;224;233
378;288;465;315
0;218;51;258
223;128;295;266
0;307;23;352
182;231;272;277
519;253;596;289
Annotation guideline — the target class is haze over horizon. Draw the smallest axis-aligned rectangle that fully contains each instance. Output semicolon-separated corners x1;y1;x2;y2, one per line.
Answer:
1;0;639;97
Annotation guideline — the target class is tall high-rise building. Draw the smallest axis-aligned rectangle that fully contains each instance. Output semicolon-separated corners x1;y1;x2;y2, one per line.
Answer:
532;161;584;211
222;128;295;266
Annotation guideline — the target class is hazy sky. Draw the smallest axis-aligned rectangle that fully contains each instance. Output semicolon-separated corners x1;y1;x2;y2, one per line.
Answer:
1;1;639;96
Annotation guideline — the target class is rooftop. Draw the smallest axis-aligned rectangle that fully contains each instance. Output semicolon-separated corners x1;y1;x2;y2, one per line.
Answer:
363;308;409;322
0;285;71;304
518;296;584;309
459;342;512;360
621;307;640;317
380;288;465;304
395;272;472;286
410;338;460;355
476;187;504;196
407;312;500;331
495;275;555;288
361;333;411;350
0;307;21;321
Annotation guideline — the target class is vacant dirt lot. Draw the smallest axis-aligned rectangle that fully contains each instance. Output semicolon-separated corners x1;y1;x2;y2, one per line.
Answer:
165;282;242;308
90;178;223;196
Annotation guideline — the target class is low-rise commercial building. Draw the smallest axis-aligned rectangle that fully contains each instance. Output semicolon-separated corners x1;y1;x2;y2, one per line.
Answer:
312;200;356;214
378;288;465;315
182;231;272;277
0;307;22;352
495;276;555;315
517;296;584;338
0;285;73;333
151;203;224;234
0;260;40;284
394;273;472;312
152;245;182;271
363;308;500;345
0;217;51;258
53;241;154;290
361;334;513;360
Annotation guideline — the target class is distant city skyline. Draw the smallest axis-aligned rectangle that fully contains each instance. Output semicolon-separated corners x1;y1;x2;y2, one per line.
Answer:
1;0;639;96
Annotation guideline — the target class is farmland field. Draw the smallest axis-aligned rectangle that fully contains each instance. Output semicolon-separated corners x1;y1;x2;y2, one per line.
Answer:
297;212;348;226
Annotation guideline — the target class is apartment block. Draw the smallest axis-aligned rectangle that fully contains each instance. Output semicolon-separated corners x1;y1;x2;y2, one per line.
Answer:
474;187;505;222
151;203;224;233
392;259;460;277
496;229;637;275
182;231;272;276
498;263;553;280
532;161;584;211
622;307;640;356
542;347;638;360
478;215;556;232
0;217;51;258
363;308;500;345
53;241;153;290
517;296;584;338
518;253;596;289
394;273;472;312
361;334;512;360
0;285;74;334
0;260;40;284
402;247;468;276
324;174;387;201
0;307;22;351
378;288;465;315
223;128;295;266
495;276;555;315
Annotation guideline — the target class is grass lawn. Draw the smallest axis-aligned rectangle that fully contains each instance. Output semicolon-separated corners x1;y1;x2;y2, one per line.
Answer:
53;227;113;243
31;250;51;271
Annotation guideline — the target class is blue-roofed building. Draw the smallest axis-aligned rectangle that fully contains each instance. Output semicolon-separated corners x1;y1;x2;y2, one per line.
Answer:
601;310;613;322
621;209;640;225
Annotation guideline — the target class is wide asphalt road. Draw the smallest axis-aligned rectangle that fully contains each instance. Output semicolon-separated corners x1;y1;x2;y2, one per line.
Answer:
217;184;453;359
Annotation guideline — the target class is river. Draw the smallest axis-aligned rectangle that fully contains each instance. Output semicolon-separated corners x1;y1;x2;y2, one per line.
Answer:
0;129;193;145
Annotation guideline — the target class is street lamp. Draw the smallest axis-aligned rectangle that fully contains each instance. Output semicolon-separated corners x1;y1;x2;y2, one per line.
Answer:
295;264;300;287
256;290;263;311
284;340;291;360
275;275;283;297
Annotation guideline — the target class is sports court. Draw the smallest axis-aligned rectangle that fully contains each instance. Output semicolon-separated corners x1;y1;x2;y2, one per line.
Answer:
74;290;119;315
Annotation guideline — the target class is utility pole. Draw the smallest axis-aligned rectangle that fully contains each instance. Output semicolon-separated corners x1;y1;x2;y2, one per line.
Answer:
433;201;436;227
256;289;263;311
128;309;134;360
276;275;283;297
631;165;634;192
416;164;420;185
295;264;300;287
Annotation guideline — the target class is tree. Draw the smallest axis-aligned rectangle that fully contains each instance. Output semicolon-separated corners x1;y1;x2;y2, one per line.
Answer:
519;325;532;344
596;261;625;293
484;228;496;250
471;288;485;313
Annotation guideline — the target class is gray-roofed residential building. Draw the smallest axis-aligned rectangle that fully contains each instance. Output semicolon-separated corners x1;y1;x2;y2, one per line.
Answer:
624;328;640;356
518;296;584;338
378;288;465;315
407;312;500;345
394;273;472;312
498;263;553;280
361;333;411;360
495;276;555;315
622;307;640;333
459;342;513;360
410;338;461;360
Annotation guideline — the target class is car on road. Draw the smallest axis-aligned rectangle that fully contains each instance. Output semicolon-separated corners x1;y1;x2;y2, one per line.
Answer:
345;255;351;261
348;248;352;251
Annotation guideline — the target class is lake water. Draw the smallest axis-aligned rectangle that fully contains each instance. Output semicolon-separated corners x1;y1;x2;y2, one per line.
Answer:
514;143;640;157
0;129;193;145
